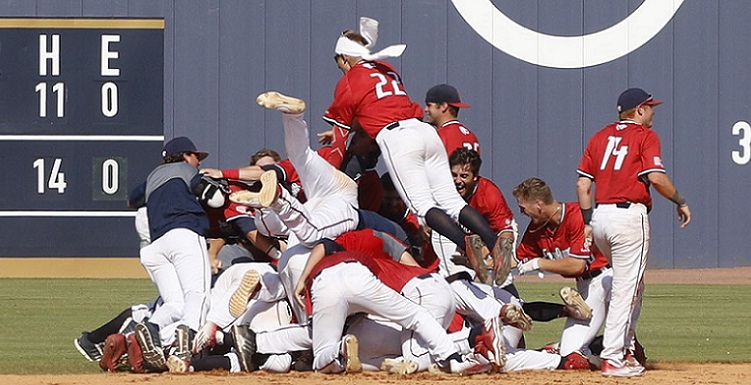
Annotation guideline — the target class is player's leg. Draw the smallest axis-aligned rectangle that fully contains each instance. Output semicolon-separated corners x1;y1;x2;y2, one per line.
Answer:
375;123;469;250
140;239;184;346
559;271;612;358
593;205;649;372
309;264;355;372
170;228;212;332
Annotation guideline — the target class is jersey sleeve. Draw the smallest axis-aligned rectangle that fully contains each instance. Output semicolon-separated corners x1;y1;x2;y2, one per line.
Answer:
638;129;666;176
576;136;598;179
323;78;356;130
516;232;542;262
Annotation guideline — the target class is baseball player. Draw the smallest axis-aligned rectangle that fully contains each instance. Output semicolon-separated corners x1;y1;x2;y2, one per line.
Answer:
576;88;691;377
322;17;511;282
513;177;612;365
423;84;481;156
433;148;516;286
127;136;212;372
290;234;500;374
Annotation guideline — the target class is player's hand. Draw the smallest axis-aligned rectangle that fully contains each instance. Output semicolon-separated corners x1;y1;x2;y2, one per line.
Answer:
583;224;593;242
677;204;692;228
200;168;223;178
210;258;222;275
516;259;540;275
293;280;307;308
193;321;218;353
317;130;333;145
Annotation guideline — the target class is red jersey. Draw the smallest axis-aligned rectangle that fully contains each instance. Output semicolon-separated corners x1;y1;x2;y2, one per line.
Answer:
437;120;481;157
357;169;383;212
467;177;514;234
323;60;423;140
516;202;609;279
577;120;665;211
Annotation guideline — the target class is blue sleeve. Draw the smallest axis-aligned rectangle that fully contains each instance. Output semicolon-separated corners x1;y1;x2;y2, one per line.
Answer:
128;182;146;208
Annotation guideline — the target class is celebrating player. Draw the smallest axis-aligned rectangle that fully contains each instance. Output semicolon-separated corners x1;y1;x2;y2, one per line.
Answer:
576;88;691;377
322;17;513;282
423;83;481;156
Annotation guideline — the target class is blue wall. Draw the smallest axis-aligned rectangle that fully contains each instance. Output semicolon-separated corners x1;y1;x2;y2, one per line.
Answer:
1;1;749;268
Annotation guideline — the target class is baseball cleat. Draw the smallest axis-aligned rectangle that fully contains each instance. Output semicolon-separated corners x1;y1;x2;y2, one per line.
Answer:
562;351;591;370
173;324;193;362
465;235;492;285
500;304;533;331
229;190;263;208
258;170;279;207
601;359;645;377
166;354;191;373
126;332;146;373
380;358;418;374
229;269;261;318
135;322;167;372
74;331;104;362
341;334;362;373
256;91;306;114
99;333;128;372
447;356;493;375
231;324;258;372
473;316;506;369
560;286;592;321
491;237;514;286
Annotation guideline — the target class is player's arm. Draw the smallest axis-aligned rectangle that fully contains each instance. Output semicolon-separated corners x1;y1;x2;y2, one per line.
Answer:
294;243;327;307
575;176;595;238
534;257;587;276
647;172;692;228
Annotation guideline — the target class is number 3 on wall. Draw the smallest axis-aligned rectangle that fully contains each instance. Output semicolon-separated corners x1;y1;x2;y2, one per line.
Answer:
732;121;751;165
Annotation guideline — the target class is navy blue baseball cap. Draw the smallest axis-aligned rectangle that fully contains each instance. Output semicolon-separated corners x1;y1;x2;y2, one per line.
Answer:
425;84;470;108
617;88;663;113
162;136;208;160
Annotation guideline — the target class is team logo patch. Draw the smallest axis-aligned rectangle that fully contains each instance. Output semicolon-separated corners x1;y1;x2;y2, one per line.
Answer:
654;156;663;167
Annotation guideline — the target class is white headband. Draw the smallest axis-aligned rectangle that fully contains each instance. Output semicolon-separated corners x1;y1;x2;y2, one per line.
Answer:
334;17;407;61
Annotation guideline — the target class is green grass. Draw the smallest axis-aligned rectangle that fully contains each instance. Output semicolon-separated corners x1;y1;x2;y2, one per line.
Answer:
0;279;748;374
516;282;751;363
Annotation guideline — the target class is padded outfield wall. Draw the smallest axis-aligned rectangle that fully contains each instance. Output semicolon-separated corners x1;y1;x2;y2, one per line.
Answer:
0;0;748;269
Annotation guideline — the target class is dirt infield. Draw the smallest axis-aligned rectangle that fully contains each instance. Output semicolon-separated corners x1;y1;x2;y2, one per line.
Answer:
2;362;749;385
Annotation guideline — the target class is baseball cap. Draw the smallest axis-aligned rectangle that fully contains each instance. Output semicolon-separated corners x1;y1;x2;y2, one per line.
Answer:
425;84;470;108
617;88;663;112
162;136;208;160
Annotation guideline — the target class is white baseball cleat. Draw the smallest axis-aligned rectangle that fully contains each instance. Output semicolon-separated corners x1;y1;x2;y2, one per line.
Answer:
381;358;418;374
166;355;190;373
341;334;362;373
500;304;533;331
560;286;593;321
601;359;645;377
229;190;262;208
256;91;306;114
229;269;261;318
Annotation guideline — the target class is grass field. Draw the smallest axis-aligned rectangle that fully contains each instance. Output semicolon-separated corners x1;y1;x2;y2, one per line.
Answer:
0;279;749;374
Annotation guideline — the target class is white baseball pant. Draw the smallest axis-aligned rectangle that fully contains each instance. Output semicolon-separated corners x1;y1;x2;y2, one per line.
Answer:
139;228;211;345
376;118;467;220
591;203;649;366
310;263;457;372
559;268;612;357
206;262;288;329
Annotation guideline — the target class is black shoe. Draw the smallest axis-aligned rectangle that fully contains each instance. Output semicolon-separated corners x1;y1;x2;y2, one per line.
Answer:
74;332;103;361
135;322;167;372
231;324;257;372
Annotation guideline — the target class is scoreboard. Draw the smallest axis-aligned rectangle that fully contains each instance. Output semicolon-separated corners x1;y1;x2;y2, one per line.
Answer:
0;19;164;257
